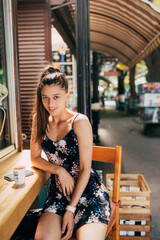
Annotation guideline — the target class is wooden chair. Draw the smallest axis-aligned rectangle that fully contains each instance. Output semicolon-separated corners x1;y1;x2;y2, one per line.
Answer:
92;145;122;240
70;145;122;240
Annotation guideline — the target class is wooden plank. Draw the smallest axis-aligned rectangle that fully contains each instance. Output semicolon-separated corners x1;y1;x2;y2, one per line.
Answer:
109;191;151;198
0;150;49;240
92;146;115;163
18;25;45;30
141;175;151;192
108;234;150;240
120;214;151;221
19;53;45;56
120;174;141;179
138;175;143;189
141;183;147;192
119;208;151;215
120;200;150;207
119;225;151;232
120;180;138;186
107;174;141;180
113;237;150;240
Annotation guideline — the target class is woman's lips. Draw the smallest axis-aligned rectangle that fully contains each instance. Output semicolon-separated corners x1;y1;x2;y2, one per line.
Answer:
49;107;56;111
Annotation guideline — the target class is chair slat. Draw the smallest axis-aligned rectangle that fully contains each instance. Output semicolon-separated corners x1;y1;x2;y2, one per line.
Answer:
92;146;115;163
113;146;122;203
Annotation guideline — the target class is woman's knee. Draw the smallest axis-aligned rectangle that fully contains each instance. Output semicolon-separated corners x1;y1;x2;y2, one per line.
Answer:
34;231;46;240
34;212;62;240
76;222;108;240
34;233;45;240
34;229;61;240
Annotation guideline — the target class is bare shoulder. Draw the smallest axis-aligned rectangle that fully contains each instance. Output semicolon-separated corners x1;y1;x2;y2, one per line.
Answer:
73;113;92;134
74;113;90;124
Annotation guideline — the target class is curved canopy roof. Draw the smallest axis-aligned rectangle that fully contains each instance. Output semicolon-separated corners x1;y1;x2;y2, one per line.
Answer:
51;0;160;68
89;0;160;68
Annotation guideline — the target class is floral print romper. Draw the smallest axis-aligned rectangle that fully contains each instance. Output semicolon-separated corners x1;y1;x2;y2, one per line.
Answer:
42;114;111;236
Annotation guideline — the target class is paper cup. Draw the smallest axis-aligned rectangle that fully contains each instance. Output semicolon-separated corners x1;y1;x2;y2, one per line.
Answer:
13;166;25;185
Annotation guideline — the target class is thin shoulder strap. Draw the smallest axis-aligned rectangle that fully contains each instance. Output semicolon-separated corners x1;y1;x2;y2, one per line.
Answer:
72;113;80;129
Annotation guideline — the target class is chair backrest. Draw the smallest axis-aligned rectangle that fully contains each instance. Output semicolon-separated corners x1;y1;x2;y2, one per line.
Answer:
92;145;122;203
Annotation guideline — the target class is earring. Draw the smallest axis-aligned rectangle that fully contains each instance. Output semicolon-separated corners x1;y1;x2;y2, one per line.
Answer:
66;101;70;108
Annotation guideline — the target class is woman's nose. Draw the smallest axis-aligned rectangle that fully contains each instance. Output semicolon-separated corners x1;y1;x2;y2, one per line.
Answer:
49;98;54;107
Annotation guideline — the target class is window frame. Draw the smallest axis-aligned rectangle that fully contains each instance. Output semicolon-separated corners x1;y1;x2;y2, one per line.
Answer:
0;0;18;161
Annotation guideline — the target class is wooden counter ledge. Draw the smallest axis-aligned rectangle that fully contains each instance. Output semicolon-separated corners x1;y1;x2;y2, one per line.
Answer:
0;150;49;240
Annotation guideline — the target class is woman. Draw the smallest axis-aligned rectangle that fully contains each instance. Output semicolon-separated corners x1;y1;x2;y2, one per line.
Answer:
30;65;111;240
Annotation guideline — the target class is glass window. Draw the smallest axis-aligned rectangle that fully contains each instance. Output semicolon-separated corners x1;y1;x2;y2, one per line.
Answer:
0;0;11;151
0;0;17;160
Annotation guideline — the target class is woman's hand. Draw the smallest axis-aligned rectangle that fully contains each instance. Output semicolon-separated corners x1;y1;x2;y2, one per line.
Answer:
61;211;74;240
57;167;75;196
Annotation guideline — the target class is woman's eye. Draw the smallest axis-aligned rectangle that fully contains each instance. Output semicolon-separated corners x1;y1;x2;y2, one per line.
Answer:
54;96;59;100
42;96;48;100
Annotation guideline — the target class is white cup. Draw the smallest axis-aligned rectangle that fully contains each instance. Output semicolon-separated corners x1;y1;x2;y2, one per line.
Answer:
13;166;25;185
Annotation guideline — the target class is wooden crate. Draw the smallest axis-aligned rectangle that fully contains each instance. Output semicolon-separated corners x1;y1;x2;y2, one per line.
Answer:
106;174;151;240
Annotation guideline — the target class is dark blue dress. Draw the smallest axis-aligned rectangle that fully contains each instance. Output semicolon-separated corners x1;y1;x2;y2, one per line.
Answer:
42;121;111;235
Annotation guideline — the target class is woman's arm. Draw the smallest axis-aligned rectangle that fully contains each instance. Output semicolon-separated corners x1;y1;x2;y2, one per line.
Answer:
30;116;59;174
30;117;75;196
61;114;93;240
69;114;93;207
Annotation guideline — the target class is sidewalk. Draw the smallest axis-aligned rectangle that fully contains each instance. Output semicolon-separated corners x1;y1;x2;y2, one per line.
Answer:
95;106;160;239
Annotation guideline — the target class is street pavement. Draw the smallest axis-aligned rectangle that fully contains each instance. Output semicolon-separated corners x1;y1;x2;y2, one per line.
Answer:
94;104;160;239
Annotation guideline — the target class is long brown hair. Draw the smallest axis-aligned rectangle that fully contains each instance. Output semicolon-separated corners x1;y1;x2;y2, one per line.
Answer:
31;65;68;144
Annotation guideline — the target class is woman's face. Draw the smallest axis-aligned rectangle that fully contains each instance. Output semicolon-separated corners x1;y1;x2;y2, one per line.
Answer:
41;84;69;116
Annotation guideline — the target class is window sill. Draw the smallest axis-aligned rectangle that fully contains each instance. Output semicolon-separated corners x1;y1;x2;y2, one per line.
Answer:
0;145;17;162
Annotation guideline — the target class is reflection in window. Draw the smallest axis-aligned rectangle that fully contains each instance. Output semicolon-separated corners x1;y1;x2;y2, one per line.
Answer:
0;0;11;150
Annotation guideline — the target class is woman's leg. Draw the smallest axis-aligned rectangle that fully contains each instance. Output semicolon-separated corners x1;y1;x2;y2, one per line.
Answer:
34;212;62;240
76;222;108;240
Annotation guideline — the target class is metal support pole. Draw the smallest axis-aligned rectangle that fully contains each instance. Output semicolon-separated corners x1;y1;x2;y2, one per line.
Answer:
75;0;91;121
92;52;100;143
92;52;99;102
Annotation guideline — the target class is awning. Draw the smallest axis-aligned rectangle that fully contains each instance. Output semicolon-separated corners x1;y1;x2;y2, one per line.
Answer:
51;0;160;68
